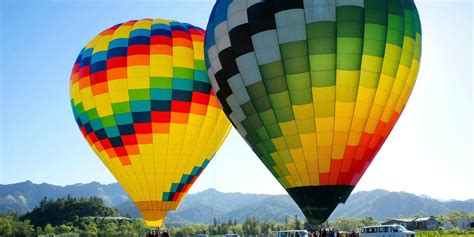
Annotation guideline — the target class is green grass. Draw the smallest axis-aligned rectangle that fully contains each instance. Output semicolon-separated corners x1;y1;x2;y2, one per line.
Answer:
416;230;474;237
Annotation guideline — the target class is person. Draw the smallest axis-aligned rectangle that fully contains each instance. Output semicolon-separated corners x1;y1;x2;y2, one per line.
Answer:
147;230;155;237
162;231;169;237
322;229;327;237
149;228;161;237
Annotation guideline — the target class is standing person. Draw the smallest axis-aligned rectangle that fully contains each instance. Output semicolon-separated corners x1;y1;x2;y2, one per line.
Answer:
163;231;169;237
154;228;161;237
322;229;327;237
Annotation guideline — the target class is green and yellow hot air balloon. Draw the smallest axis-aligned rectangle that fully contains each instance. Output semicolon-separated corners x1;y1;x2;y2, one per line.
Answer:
205;0;421;224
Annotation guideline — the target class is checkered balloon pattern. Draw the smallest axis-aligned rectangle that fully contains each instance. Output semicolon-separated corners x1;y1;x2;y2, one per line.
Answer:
205;0;421;224
70;18;231;227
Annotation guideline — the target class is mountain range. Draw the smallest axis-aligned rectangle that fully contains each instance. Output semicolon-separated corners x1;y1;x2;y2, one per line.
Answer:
1;181;473;225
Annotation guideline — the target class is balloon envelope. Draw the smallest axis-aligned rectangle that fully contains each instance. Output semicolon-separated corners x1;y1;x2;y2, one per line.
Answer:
70;18;231;227
205;0;421;224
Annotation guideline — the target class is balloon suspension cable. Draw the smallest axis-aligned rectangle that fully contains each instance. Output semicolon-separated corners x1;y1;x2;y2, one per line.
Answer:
211;154;217;224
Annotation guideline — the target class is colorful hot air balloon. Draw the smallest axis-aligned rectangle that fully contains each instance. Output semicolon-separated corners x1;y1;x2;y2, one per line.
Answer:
205;0;421;224
70;18;231;227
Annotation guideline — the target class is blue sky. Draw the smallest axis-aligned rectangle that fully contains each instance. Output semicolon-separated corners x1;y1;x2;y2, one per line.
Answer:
0;0;472;201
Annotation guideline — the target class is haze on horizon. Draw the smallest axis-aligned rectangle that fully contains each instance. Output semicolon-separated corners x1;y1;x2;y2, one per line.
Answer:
0;0;472;201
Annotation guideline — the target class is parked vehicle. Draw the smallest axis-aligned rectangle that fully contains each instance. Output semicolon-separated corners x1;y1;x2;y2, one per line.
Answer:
224;234;240;237
276;230;309;237
360;225;415;237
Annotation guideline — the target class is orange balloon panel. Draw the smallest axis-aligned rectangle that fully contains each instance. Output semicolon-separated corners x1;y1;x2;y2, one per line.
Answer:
70;18;231;227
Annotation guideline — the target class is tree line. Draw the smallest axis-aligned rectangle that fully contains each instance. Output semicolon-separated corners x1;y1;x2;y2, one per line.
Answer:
0;195;473;236
1;212;149;236
165;216;379;237
0;213;375;237
0;196;149;236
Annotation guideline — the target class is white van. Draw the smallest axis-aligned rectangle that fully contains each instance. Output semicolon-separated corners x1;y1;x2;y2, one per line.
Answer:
360;225;415;237
275;230;309;237
224;234;240;237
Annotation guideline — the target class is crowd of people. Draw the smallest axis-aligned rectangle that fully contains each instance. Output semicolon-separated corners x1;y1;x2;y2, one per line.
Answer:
309;229;358;237
146;229;359;237
147;229;170;237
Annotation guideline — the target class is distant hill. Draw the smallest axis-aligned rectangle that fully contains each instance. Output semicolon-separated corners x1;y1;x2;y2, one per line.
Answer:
165;189;304;225
0;181;129;212
1;181;473;225
331;189;474;220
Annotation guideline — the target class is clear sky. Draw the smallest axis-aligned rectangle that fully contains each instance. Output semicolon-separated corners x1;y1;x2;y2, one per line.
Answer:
0;0;472;201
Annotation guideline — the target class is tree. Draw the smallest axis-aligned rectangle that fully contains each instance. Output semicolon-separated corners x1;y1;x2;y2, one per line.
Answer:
330;217;379;232
168;226;179;236
132;218;149;235
55;224;73;234
439;211;472;227
80;219;98;236
182;225;195;236
20;196;119;228
44;223;55;233
76;217;94;235
229;224;244;236
13;219;35;236
331;218;359;232
254;225;262;235
35;226;43;235
0;216;14;236
361;217;379;227
294;215;301;230
118;221;133;236
99;221;118;236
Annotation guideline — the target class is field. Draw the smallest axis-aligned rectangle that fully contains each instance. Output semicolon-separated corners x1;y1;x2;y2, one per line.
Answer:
416;230;474;237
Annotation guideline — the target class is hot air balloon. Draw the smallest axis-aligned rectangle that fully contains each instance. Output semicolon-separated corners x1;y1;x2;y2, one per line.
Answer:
205;0;421;225
70;18;231;227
